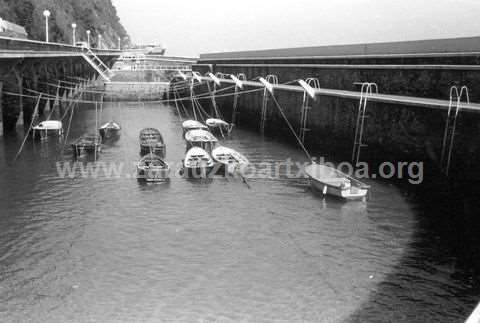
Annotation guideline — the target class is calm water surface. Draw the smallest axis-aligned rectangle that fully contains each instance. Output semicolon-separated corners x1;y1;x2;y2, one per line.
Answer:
0;102;477;322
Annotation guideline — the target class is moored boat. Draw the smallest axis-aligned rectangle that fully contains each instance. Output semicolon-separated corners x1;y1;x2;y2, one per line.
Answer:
211;146;249;175
184;129;217;152
139;128;166;157
71;134;102;156
99;121;121;139
206;118;231;134
304;163;370;200
136;153;170;182
183;147;215;178
33;120;63;139
182;120;208;135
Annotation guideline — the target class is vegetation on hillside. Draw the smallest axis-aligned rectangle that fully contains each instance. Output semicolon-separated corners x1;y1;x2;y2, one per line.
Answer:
0;0;129;47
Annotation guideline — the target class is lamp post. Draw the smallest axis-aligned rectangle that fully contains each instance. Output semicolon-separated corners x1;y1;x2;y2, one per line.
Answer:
86;30;91;48
98;35;102;49
43;10;51;43
71;23;77;46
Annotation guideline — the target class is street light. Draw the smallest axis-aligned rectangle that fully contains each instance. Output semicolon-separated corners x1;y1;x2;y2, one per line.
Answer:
71;23;77;46
43;10;51;43
86;30;91;48
98;34;102;49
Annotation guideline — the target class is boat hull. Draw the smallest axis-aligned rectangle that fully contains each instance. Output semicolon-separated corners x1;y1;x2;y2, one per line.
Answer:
310;178;368;200
185;141;216;153
183;166;215;179
99;128;120;139
33;128;63;140
140;144;166;157
71;142;102;156
137;166;170;182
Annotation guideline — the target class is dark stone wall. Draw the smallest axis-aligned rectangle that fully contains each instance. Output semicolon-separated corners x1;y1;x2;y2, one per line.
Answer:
191;56;480;272
193;62;480;177
0;56;116;134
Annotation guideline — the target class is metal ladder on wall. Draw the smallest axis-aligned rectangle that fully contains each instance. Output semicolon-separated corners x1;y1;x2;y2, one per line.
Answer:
81;48;111;82
440;86;469;176
352;82;378;166
260;74;278;133
299;78;320;144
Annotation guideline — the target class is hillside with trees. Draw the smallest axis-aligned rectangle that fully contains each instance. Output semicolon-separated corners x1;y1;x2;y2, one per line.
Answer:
0;0;129;48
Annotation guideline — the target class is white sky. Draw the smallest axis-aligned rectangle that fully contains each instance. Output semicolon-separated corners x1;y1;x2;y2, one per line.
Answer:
112;0;480;57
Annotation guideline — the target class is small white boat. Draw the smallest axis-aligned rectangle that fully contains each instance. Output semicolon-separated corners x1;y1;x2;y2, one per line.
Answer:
183;147;215;178
99;121;121;138
33;120;63;139
182;120;208;134
136;153;170;182
206;118;230;128
212;146;249;175
304;163;370;200
184;129;218;152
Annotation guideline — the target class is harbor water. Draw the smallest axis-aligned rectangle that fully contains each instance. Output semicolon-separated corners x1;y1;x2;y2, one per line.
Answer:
0;101;478;322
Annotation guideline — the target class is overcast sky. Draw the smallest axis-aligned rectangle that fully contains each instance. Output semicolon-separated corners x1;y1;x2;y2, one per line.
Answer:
112;0;480;57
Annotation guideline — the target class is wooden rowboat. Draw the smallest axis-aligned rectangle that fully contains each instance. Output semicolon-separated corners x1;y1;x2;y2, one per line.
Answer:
183;147;215;178
71;134;102;156
304;163;370;200
136;153;170;182
99;121;121;139
212;146;249;175
206;118;232;136
184;129;217;153
139;128;166;157
182;120;208;134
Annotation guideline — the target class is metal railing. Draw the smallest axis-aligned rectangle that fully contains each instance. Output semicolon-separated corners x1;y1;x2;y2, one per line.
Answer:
114;64;192;71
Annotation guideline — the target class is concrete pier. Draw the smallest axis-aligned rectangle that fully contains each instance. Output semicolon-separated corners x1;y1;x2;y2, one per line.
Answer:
0;36;119;134
193;36;480;179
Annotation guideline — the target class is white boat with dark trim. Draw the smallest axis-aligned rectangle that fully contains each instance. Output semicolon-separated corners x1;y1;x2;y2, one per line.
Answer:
212;146;249;175
304;163;370;200
183;147;215;178
99;121;121;138
182;120;208;134
33;120;63;139
206;118;231;133
184;129;218;152
136;153;170;182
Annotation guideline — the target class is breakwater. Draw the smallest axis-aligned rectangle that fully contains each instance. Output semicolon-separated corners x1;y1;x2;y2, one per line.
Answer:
104;55;194;101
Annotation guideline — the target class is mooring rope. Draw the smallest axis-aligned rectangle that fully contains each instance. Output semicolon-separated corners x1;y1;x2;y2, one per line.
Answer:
269;93;312;161
59;93;82;158
4;85;266;106
12;95;42;162
172;90;184;122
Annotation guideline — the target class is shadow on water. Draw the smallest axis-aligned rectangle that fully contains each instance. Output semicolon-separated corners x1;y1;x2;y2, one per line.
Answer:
345;172;480;323
136;178;172;191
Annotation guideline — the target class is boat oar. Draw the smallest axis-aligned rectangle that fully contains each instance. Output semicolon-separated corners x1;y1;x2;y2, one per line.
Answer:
240;174;251;189
234;165;251;189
